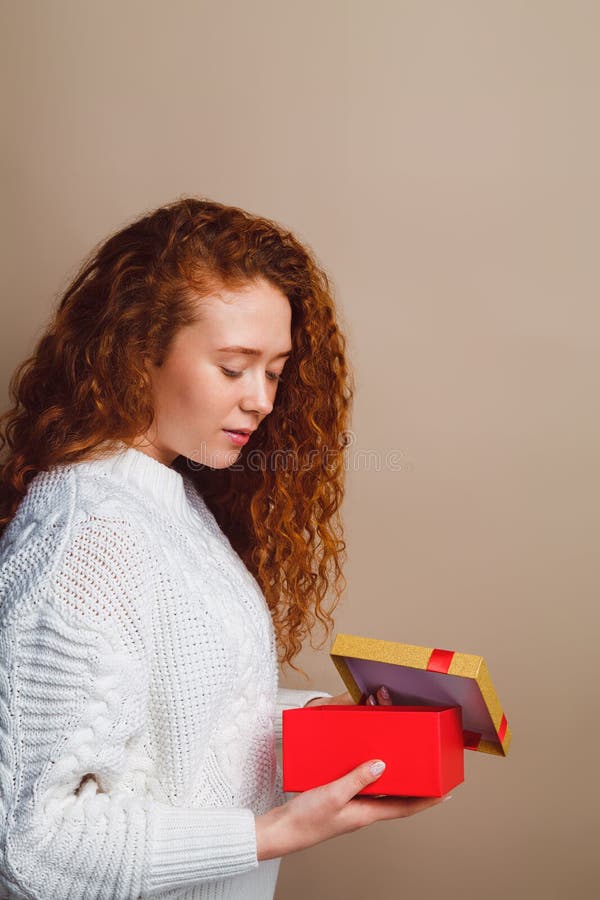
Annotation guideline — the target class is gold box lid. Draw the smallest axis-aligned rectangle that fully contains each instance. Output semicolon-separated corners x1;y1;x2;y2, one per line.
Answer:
330;633;511;756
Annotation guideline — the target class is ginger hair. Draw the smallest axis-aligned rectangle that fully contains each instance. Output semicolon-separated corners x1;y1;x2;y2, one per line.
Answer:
0;196;354;675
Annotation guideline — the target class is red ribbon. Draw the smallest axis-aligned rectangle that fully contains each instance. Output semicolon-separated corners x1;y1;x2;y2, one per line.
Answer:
427;648;455;673
498;713;508;742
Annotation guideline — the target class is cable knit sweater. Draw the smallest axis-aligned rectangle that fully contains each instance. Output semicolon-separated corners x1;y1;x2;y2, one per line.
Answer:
0;445;332;900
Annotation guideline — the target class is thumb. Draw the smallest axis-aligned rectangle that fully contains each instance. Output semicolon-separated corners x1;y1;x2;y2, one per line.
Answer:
336;759;387;802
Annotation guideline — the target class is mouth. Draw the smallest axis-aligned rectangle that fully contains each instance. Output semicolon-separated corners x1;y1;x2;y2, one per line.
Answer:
222;429;253;446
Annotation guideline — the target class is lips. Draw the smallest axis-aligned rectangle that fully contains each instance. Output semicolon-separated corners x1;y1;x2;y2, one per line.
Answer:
223;429;252;446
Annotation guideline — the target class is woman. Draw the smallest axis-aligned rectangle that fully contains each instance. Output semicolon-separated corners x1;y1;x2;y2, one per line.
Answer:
0;197;443;899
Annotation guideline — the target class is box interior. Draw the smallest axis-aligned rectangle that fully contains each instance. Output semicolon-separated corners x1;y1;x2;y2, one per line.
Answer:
346;656;499;743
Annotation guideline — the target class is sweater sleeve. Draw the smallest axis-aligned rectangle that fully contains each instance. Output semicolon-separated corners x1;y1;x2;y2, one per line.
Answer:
273;687;334;742
0;517;258;900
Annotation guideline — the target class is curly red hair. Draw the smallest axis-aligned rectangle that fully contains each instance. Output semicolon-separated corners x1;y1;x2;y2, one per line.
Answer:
0;196;354;675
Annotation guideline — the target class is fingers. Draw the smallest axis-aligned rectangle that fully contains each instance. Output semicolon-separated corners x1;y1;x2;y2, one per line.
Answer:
329;752;449;818
365;684;393;706
328;758;446;831
275;764;451;857
377;685;392;705
330;758;390;806
348;794;444;821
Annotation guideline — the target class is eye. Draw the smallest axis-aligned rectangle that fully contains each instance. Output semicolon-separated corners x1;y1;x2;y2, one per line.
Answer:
220;367;284;383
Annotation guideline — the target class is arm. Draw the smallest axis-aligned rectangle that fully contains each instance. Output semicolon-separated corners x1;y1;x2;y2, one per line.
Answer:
274;687;333;742
0;519;258;899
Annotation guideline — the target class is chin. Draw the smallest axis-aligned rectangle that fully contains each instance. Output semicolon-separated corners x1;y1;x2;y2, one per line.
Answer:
195;448;243;470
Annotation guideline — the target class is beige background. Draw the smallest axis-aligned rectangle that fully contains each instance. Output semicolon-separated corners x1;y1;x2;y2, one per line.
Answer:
2;1;599;898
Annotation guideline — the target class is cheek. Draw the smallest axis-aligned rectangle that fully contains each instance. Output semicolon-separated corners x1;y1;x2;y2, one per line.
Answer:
176;368;232;415
153;359;237;423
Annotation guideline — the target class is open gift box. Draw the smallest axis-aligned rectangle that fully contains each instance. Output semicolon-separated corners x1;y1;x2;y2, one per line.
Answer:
282;633;511;797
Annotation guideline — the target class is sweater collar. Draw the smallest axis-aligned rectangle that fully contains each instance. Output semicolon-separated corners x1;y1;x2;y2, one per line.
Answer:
73;442;200;525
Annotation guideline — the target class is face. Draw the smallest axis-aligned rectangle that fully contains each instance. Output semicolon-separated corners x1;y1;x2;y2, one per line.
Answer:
136;278;292;468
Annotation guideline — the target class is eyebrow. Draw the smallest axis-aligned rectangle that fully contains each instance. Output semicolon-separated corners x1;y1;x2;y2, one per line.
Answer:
217;345;292;360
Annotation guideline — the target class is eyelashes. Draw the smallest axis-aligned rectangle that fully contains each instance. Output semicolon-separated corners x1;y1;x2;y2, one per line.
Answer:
220;367;284;383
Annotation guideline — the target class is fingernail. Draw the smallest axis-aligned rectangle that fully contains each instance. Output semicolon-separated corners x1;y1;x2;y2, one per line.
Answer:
379;685;390;699
370;760;386;777
442;794;453;802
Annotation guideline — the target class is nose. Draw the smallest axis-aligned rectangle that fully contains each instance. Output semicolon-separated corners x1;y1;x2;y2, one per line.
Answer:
239;373;275;418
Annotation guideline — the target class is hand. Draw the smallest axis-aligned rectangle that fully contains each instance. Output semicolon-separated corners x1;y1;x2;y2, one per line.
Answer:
255;757;446;861
304;685;394;708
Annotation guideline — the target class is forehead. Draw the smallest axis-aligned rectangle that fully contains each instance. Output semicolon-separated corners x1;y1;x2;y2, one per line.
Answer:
195;282;292;345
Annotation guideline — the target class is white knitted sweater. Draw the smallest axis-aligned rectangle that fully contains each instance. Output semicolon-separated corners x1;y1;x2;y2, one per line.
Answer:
0;445;332;900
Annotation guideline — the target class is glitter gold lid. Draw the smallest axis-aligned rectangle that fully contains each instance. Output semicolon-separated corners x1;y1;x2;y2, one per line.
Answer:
330;633;511;757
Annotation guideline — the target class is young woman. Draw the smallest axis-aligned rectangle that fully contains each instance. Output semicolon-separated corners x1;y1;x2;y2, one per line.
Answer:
0;197;443;899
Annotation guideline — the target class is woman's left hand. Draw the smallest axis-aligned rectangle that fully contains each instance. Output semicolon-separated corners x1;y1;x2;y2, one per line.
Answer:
305;685;393;707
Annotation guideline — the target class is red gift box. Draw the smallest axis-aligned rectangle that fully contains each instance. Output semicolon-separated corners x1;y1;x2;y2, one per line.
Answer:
283;703;464;796
282;633;511;797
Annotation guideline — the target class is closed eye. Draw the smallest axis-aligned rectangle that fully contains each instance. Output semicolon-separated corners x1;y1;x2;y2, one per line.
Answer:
220;367;284;383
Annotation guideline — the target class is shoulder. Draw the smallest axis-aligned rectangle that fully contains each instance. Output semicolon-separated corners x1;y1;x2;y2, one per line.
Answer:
0;463;157;630
1;460;153;557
